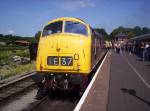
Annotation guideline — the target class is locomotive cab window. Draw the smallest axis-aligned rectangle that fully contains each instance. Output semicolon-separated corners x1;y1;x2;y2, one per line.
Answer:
65;21;87;36
42;21;62;37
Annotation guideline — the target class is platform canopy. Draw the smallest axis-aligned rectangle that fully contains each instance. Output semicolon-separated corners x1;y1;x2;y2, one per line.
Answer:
129;33;150;41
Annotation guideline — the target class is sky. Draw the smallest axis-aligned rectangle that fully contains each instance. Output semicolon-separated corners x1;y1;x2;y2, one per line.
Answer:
0;0;150;37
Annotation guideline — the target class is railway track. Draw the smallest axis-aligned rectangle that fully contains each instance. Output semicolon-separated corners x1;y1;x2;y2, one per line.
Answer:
0;72;36;103
26;92;79;111
0;71;78;111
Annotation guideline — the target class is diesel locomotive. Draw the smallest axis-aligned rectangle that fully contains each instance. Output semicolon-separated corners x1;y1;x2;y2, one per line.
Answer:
35;17;106;97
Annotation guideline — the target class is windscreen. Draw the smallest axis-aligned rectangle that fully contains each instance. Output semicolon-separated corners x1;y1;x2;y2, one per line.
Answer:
42;21;62;37
65;21;87;36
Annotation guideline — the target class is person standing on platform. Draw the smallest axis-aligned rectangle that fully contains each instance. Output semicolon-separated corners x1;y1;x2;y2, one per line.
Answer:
116;42;121;54
114;42;117;52
145;43;149;61
141;42;145;61
128;42;132;55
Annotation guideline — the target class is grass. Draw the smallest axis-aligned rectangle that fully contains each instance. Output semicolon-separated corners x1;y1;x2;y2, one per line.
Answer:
0;62;35;80
0;45;35;80
0;45;28;51
0;49;30;66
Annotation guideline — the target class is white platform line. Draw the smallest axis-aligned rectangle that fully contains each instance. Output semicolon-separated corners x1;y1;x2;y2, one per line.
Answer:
74;52;109;111
121;54;150;89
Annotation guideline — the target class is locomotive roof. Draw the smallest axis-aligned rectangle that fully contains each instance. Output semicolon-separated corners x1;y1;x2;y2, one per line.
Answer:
47;17;88;25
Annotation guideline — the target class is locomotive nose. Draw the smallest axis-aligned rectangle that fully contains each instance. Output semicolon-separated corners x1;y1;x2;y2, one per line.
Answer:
54;34;83;54
37;33;90;72
42;34;84;70
56;47;60;52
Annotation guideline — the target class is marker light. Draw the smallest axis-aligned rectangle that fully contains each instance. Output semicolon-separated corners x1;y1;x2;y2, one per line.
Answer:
74;54;79;60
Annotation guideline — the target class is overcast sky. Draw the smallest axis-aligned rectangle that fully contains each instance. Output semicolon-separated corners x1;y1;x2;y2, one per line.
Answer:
0;0;150;36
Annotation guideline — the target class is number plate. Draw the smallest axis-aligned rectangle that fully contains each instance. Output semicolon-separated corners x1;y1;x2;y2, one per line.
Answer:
47;56;73;66
47;56;59;66
61;57;73;66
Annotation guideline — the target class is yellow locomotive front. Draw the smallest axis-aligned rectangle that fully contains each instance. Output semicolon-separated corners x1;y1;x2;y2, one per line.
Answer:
34;17;106;99
36;17;92;74
34;18;93;98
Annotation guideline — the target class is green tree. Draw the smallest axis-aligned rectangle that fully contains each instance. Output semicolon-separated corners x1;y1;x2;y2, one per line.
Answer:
35;31;41;42
109;26;150;39
109;26;126;39
133;26;142;36
142;27;150;34
0;34;3;37
127;32;134;39
94;28;109;40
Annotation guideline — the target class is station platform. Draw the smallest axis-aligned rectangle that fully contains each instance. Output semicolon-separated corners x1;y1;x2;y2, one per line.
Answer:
108;51;150;111
74;50;150;111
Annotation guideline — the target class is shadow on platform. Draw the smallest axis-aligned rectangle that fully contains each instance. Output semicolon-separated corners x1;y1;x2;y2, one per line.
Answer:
146;65;150;67
121;88;150;107
136;58;143;61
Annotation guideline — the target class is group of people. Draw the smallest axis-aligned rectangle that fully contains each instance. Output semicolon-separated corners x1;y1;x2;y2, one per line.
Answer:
113;41;150;61
113;42;122;54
